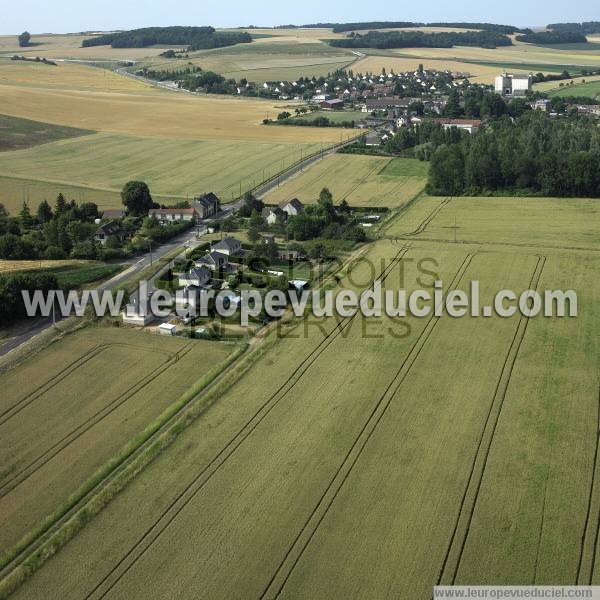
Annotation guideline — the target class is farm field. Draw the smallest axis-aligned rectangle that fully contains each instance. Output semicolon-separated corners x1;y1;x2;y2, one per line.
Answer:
386;195;600;251
263;154;427;208
0;327;235;555
547;79;600;98
0;259;92;274
534;74;600;92
0;133;322;206
10;195;599;598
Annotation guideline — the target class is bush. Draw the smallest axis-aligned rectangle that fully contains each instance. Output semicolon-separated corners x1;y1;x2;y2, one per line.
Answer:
0;272;58;324
44;245;67;260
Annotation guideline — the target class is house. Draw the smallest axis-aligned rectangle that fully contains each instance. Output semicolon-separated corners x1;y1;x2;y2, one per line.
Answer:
211;236;242;256
279;198;304;218
433;118;482;134
278;249;304;262
262;206;286;225
101;209;126;220
195;250;229;272
121;303;155;326
494;73;532;97
320;98;345;110
531;99;551;111
364;132;382;146
365;97;412;111
95;221;124;246
178;266;211;287
148;208;196;226
193;192;220;219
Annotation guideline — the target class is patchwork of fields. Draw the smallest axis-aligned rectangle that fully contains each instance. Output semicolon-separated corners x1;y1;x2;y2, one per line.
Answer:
7;195;598;599
0;328;234;555
263;155;428;208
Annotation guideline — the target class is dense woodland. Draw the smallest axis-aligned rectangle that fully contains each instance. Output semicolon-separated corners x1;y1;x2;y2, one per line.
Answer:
291;22;527;34
425;112;600;197
330;30;513;49
516;31;588;44
547;21;600;34
82;27;251;50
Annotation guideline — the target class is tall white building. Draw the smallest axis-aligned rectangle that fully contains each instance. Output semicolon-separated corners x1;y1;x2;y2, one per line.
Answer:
494;73;532;97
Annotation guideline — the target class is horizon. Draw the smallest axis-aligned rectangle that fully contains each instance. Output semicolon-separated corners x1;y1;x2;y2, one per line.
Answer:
2;1;598;37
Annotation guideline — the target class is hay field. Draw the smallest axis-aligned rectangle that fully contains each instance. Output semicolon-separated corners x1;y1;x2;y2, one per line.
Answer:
12;197;599;598
0;259;91;274
263;154;427;208
387;195;600;251
0;133;323;204
0;327;234;554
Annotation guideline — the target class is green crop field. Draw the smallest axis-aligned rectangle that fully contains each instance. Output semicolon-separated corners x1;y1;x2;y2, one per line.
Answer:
0;327;234;555
263;154;427;208
385;195;600;251
548;79;600;98
0;133;322;212
0;114;93;152
9;194;598;598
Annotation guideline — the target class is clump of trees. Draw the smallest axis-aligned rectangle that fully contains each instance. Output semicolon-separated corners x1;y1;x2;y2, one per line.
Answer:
18;31;30;47
121;181;154;216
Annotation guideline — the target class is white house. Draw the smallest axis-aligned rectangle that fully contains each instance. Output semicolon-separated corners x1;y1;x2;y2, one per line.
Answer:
262;206;286;225
121;303;155;326
434;118;482;134
211;236;242;256
195;251;229;272
148;208;196;226
279;198;304;217
178;266;211;287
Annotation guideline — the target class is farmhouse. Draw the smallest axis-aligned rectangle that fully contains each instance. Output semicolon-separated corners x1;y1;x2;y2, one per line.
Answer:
178;266;211;287
148;208;196;226
279;198;304;217
193;192;220;219
95;221;124;246
262;206;286;224
494;73;532;97
320;98;345;110
433;118;482;134
211;236;242;256
195;250;229;271
121;303;155;326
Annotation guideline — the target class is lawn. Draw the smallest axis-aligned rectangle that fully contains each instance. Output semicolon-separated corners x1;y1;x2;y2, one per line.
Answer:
10;215;598;598
263;154;427;208
0;327;235;555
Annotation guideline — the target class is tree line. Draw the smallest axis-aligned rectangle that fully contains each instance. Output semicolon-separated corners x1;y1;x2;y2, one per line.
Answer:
516;31;588;44
547;22;600;34
293;22;527;34
329;30;513;50
426;112;600;197
82;27;251;50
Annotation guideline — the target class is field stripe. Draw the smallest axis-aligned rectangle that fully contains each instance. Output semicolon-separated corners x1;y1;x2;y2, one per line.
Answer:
436;255;547;586
259;253;474;599
0;344;193;499
83;243;412;600
577;384;600;584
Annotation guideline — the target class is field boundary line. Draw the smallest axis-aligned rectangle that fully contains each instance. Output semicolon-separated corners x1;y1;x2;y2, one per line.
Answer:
0;344;193;499
436;255;546;586
83;243;412;600
577;384;600;584
259;253;475;600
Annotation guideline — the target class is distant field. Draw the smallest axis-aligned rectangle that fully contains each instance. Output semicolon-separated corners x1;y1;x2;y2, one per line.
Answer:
534;74;600;92
263;154;427;208
0;113;93;151
386;195;600;250
0;327;235;555
0;133;322;206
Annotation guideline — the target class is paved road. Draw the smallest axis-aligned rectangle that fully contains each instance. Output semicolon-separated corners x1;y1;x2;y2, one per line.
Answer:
0;228;203;358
